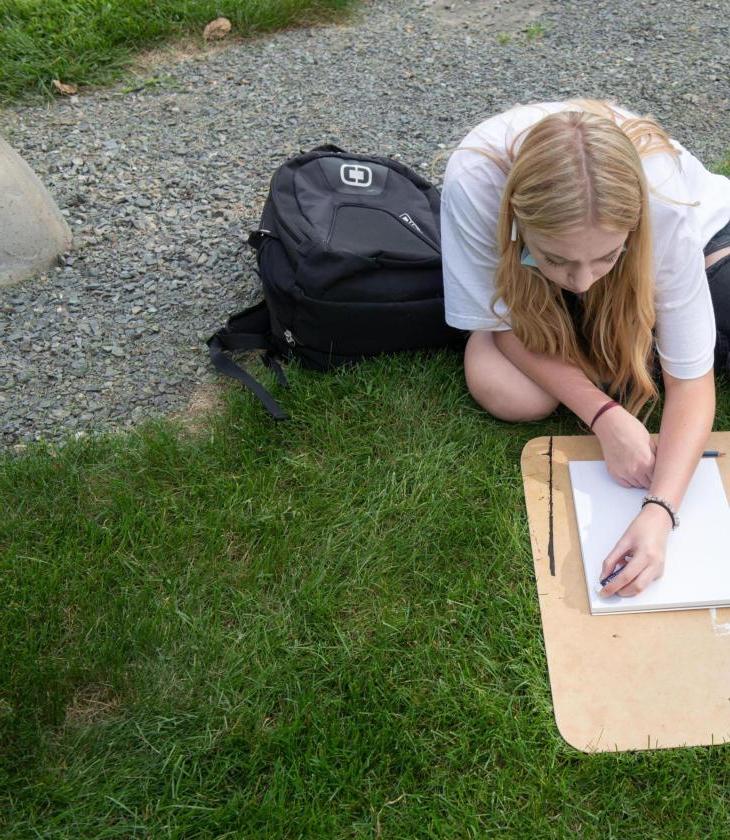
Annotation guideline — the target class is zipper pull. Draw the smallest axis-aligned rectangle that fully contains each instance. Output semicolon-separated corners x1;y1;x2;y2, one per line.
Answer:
247;229;275;249
283;329;296;348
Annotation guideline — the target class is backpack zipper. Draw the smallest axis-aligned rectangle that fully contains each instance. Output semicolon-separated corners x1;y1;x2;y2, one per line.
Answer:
393;210;440;253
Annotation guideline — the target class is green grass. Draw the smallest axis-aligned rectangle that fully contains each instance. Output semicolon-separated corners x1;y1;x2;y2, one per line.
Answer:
714;154;730;178
524;22;548;41
0;0;356;103
3;344;730;838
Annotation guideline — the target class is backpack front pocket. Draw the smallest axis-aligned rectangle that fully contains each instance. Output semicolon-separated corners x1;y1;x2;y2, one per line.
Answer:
326;205;440;261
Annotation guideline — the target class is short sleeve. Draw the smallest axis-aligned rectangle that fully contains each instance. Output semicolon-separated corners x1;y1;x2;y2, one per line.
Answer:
653;206;716;379
440;164;512;331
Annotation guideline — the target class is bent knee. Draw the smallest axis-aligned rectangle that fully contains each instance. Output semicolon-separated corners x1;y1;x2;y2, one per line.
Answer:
464;332;559;422
469;382;559;422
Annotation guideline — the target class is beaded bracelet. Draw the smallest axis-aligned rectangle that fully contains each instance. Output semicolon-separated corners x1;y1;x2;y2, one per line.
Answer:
589;400;620;431
642;495;680;529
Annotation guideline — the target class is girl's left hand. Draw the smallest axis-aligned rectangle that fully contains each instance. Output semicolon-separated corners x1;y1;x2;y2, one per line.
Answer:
598;503;674;597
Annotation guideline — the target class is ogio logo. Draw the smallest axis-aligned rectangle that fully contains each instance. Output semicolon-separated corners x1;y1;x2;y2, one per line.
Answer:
340;163;373;187
399;213;422;233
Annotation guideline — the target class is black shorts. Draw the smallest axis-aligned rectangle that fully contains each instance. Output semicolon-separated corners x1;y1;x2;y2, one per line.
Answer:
706;218;730;339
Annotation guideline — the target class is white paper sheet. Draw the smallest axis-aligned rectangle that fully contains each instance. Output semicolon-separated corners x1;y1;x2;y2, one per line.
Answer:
568;459;730;615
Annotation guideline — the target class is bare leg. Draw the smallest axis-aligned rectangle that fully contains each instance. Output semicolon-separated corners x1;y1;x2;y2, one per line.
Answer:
463;254;729;422
464;330;560;422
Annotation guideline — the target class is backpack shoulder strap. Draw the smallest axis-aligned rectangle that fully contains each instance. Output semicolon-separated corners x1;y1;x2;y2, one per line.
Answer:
206;300;289;421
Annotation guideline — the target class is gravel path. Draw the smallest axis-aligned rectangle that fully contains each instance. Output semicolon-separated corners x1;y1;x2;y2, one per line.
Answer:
1;0;728;448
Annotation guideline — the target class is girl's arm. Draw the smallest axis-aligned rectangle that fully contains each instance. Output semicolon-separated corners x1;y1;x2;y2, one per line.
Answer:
493;329;656;486
648;368;716;509
599;368;715;596
492;329;608;424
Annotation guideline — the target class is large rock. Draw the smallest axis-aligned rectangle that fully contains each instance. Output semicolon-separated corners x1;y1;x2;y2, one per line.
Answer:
0;136;72;287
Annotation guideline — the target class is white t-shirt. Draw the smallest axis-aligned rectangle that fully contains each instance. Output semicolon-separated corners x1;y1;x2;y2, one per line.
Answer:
441;100;730;379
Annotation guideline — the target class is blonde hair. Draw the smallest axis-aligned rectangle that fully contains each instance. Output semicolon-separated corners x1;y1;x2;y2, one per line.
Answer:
454;98;699;417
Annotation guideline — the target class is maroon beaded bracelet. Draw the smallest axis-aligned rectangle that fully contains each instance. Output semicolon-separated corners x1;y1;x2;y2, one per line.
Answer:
589;399;620;431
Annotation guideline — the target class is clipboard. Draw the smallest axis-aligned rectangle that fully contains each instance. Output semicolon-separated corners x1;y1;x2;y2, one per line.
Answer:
521;432;730;752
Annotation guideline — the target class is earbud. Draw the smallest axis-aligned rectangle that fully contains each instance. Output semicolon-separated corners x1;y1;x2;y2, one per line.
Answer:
520;246;539;268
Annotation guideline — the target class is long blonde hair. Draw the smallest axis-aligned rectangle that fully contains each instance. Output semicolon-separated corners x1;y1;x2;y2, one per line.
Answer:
460;98;698;417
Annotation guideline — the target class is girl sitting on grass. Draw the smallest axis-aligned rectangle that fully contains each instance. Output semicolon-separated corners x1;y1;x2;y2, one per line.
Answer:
441;97;730;599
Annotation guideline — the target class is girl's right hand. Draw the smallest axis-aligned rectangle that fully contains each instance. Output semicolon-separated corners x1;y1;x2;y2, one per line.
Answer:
592;405;656;488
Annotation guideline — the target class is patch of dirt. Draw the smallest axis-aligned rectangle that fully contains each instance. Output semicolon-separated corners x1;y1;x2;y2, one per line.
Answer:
126;5;358;77
63;683;120;727
425;0;552;31
128;35;237;76
176;382;227;435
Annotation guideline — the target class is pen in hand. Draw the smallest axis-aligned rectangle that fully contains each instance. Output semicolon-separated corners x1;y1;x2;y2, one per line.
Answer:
598;555;632;591
594;455;720;595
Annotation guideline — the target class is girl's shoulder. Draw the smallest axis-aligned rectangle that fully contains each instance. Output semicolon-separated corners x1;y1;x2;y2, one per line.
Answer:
444;100;644;188
445;100;569;182
443;99;728;241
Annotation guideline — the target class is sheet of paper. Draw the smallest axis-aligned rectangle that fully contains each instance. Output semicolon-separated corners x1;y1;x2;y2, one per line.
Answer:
568;458;730;615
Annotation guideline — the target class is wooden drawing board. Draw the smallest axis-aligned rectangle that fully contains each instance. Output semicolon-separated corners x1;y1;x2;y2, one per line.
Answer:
521;432;730;753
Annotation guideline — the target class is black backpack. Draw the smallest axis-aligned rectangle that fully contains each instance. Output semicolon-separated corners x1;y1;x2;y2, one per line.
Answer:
207;144;466;419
